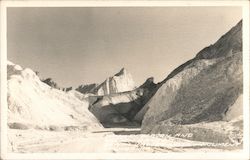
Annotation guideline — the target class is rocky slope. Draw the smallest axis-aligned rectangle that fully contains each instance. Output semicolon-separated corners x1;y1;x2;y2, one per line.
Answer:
141;20;243;144
88;77;158;125
76;83;98;94
7;61;102;131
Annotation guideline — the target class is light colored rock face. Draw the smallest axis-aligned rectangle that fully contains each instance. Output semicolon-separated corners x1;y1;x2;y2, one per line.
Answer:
88;77;158;125
7;62;102;130
141;20;243;143
95;68;136;95
149;116;243;144
223;94;243;121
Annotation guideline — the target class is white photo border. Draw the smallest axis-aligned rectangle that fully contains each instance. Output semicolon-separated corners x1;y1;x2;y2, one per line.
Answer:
1;1;249;159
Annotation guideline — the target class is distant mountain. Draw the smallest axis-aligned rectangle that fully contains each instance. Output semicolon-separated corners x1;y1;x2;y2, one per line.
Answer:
141;20;243;144
7;61;102;131
76;83;98;94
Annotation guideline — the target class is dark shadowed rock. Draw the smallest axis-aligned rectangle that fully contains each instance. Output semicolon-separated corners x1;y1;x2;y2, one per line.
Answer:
76;83;98;94
8;122;29;130
141;20;243;144
88;77;158;125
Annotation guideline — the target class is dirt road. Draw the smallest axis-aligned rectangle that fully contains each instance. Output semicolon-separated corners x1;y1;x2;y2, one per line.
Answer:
8;128;241;153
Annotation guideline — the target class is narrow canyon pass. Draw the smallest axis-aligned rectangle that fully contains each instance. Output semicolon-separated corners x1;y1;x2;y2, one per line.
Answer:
7;20;243;153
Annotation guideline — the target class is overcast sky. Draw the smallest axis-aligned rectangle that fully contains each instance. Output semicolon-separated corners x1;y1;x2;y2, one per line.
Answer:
7;7;242;87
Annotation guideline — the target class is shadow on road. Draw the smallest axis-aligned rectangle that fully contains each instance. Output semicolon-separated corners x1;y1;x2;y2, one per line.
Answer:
113;130;141;135
92;128;141;135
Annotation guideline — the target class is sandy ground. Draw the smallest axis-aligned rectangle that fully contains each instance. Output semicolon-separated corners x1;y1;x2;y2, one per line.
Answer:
8;128;242;153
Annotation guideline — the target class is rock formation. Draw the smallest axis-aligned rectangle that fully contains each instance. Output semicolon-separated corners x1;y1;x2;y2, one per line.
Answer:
94;68;136;95
7;61;102;131
141;20;243;144
75;68;136;96
88;77;158;125
76;83;98;94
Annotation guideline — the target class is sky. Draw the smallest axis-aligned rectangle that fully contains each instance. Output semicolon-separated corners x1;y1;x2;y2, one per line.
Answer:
7;7;242;88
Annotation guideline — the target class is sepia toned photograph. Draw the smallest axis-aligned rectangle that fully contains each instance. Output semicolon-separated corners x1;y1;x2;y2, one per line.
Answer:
1;1;249;159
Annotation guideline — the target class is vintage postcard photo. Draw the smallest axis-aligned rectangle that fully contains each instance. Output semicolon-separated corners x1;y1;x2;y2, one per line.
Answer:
0;1;249;159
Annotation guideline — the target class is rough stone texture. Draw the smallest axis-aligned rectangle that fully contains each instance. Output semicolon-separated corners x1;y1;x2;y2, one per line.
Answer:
7;62;102;130
76;83;98;94
94;68;136;95
133;77;159;122
75;68;136;96
150;116;243;143
141;20;243;143
88;77;158;125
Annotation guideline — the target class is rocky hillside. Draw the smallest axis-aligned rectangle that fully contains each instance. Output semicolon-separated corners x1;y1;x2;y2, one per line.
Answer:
88;77;158;125
7;61;102;131
141;20;243;144
69;65;162;126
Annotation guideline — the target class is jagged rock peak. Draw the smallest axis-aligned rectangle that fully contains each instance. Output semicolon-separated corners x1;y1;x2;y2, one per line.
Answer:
95;68;136;95
145;77;154;83
139;77;156;88
115;67;127;76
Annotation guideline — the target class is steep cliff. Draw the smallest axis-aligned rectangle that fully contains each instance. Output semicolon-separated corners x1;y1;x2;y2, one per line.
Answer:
94;68;136;95
141;20;243;143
